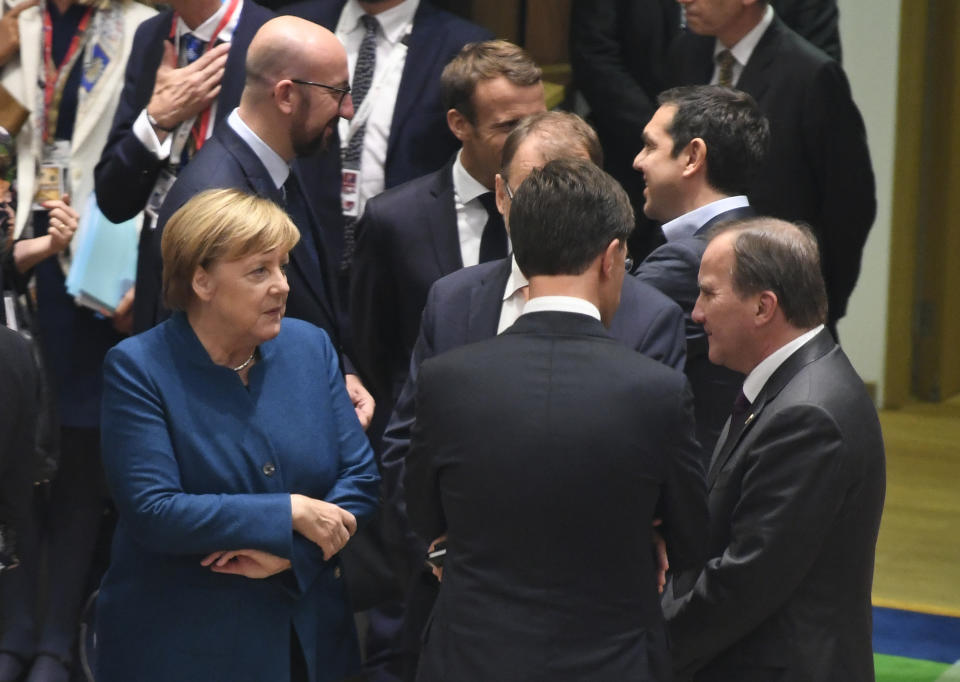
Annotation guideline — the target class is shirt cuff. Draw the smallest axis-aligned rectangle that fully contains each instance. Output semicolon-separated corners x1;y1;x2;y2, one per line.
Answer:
133;109;173;161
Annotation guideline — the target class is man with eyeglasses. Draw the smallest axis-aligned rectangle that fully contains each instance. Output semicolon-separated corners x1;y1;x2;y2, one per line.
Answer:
94;0;275;334
143;16;374;430
379;110;687;681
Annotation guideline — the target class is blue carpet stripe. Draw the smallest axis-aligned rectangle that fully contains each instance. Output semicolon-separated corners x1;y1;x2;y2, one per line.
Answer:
873;606;960;663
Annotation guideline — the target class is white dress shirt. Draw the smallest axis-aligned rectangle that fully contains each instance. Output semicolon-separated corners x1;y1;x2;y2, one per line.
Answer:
521;295;602;322
452;149;500;267
336;0;419;215
742;325;825;402
134;0;244;161
661;195;750;242
227;108;289;190
710;3;774;87
497;255;529;334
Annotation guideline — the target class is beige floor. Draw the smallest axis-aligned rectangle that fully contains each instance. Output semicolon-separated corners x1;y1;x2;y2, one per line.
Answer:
872;396;960;616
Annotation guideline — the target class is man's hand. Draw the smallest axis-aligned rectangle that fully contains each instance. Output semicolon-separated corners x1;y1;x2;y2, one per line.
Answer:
201;549;291;579
652;518;669;595
345;373;375;430
427;534;447;583
290;494;358;560
0;0;39;67
112;286;135;335
43;193;78;254
146;41;230;137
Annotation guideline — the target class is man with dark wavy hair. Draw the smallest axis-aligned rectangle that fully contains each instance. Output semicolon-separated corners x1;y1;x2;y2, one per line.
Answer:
634;84;768;460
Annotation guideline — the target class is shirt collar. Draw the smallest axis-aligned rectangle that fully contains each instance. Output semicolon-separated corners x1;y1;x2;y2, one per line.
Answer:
452;149;491;204
502;254;529;301
714;3;774;66
227;108;290;190
661;196;750;242
338;0;419;44
178;0;244;43
522;295;601;321
742;324;825;402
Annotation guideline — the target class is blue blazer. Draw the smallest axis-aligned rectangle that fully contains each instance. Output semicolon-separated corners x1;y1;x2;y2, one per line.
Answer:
634;205;755;460
380;257;687;577
97;314;380;682
94;2;274;224
283;0;491;263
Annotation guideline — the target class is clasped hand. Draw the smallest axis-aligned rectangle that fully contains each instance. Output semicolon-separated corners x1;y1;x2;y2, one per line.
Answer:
291;494;357;560
146;41;229;135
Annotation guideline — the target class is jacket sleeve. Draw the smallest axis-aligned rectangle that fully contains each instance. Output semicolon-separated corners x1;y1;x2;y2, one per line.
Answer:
94;19;165;223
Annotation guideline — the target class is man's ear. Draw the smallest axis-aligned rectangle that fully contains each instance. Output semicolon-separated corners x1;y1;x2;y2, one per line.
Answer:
192;265;215;303
273;79;297;116
754;290;779;326
682;138;707;178
600;238;622;279
494;173;509;224
447;108;472;143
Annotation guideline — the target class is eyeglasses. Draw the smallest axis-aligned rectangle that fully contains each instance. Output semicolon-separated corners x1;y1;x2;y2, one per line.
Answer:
290;79;352;112
504;180;516;200
625;256;634;272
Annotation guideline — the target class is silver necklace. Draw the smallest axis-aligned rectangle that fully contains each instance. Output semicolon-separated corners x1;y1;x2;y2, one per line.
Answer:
232;350;256;372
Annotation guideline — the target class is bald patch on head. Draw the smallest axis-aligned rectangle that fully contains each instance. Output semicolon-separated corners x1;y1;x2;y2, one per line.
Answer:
245;16;347;96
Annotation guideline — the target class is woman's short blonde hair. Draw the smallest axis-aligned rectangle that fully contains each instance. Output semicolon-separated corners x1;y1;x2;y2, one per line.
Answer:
161;189;300;311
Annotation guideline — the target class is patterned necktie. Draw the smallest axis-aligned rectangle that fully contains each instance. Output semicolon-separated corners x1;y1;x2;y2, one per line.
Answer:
339;14;379;274
716;49;736;87
477;192;508;263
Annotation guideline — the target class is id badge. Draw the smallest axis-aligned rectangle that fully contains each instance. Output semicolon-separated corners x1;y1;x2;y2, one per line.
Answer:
3;292;17;332
33;140;71;210
341;168;361;218
145;168;178;230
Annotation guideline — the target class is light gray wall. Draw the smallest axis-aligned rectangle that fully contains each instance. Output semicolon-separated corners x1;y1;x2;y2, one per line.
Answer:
835;0;901;406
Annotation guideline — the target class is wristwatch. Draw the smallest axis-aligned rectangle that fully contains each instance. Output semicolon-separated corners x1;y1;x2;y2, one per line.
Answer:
146;111;177;133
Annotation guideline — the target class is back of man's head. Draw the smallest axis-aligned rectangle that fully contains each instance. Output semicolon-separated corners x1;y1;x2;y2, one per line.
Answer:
712;217;828;328
511;158;633;278
658;85;769;196
500;111;603;178
440;40;542;124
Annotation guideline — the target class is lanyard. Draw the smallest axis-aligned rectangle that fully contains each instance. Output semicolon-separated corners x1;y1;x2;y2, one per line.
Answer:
168;0;240;150
42;4;95;144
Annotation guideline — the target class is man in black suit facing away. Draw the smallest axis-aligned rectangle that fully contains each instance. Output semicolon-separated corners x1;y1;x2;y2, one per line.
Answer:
669;0;875;332
663;217;885;681
406;158;707;682
634;85;768;460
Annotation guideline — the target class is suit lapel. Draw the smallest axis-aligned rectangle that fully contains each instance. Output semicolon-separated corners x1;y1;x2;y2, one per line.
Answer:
706;329;837;488
423;162;463;274
466;259;512;342
736;17;782;102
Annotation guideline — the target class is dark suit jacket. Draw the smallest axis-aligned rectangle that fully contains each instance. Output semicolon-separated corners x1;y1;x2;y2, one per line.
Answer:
634;205;754;459
381;257;687;577
0;327;38;553
668;17;875;323
134;122;344;357
94;3;273;224
663;329;885;682
405;310;706;682
772;0;841;62
349;162;460;407
284;0;491;263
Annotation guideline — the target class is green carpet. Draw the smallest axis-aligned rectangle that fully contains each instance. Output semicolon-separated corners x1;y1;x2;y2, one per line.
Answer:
875;653;951;681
